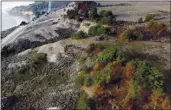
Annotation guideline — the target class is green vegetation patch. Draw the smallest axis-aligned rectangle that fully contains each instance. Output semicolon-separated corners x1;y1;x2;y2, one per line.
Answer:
96;46;125;66
88;25;111;36
99;10;114;25
92;63;112;87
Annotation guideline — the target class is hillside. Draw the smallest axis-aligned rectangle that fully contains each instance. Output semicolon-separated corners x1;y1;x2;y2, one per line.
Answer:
1;1;171;110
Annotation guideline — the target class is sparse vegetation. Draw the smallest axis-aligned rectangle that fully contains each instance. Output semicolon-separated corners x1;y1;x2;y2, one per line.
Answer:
71;31;88;39
3;2;171;110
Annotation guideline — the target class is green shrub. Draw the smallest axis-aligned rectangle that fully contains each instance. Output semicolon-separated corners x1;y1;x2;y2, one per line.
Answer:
71;31;88;39
92;63;112;87
86;43;108;53
96;46;124;66
99;10;114;25
99;16;113;25
97;26;108;35
32;53;47;64
77;93;96;110
88;25;111;36
130;60;165;91
88;25;99;36
99;10;113;18
120;28;143;41
78;56;87;64
145;13;154;22
128;79;141;99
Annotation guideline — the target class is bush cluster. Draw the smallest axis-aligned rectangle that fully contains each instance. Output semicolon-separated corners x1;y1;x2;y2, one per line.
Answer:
120;27;143;41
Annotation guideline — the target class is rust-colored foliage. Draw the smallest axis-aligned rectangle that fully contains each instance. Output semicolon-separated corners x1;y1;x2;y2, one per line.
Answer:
93;87;104;97
123;63;136;82
92;48;103;55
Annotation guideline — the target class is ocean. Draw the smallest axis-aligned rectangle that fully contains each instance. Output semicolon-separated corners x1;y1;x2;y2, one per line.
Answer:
2;10;28;31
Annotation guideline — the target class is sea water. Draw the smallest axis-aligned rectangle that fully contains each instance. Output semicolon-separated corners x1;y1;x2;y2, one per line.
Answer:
2;10;28;31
